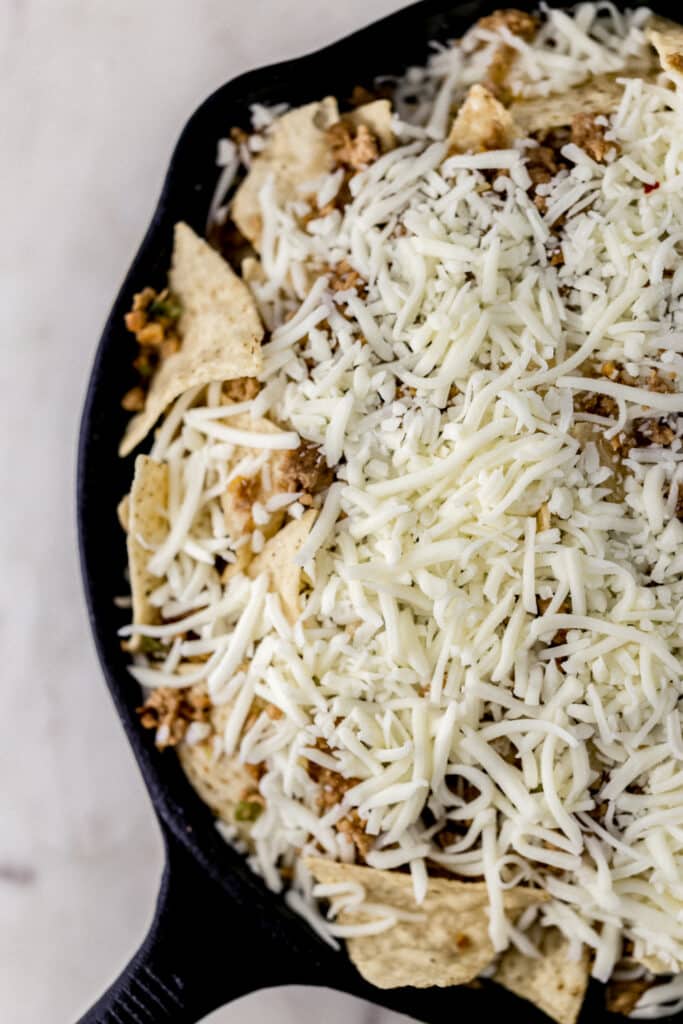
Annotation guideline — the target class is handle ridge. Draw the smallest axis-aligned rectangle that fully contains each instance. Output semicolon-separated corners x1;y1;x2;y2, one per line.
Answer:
76;832;270;1024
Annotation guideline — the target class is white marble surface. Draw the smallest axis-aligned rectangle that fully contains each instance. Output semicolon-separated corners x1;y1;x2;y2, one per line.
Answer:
0;1;417;1021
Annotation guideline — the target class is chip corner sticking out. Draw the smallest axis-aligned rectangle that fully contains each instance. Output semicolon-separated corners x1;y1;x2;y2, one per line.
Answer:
495;928;590;1024
647;16;683;89
305;858;546;991
119;221;263;457
127;454;169;634
448;83;517;153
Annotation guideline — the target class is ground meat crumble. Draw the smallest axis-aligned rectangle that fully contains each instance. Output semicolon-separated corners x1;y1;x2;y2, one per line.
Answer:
137;685;211;750
605;978;655;1016
274;442;335;502
122;287;182;411
327;121;380;172
571;112;620;163
308;744;373;859
328;259;367;296
222;377;261;403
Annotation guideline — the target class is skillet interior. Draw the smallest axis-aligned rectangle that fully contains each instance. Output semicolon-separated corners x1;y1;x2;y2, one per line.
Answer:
77;0;659;1019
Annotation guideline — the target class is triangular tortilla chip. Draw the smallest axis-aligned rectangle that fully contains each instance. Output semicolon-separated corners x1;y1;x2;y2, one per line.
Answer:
647;17;683;89
127;455;168;641
495;927;590;1024
120;222;264;456
448;84;516;153
511;63;659;135
248;510;316;623
177;699;257;844
232;98;340;248
344;100;395;151
117;493;130;532
306;858;547;990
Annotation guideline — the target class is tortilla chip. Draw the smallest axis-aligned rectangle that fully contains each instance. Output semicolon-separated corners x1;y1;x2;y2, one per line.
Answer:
232;98;340;248
511;64;659;135
177;700;257;844
120;222;264;456
117;493;130;532
241;256;265;286
305;858;548;990
495;928;590;1024
248;510;316;622
637;952;672;974
647;17;683;89
448;84;516;153
127;455;168;640
344;99;395;151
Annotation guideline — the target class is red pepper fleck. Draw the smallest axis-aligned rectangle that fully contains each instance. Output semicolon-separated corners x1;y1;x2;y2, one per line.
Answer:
644;181;660;194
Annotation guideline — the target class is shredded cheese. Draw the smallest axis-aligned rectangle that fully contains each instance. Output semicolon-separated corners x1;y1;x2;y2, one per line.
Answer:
125;5;683;1008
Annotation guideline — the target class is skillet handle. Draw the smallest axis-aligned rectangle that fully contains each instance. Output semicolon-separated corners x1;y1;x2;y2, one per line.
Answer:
76;832;269;1024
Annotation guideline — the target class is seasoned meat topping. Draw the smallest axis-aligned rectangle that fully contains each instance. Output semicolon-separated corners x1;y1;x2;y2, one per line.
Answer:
122;286;181;409
275;442;335;499
575;363;676;422
327;121;380;171
309;758;372;859
328;259;367;296
137;685;211;750
475;9;539;101
571;113;620;163
524;128;570;213
605;978;654;1016
222;377;261;403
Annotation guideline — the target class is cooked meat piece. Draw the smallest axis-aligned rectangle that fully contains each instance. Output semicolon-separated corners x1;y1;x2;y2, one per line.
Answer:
525;131;569;212
574;389;619;420
137;685;211;750
315;766;358;808
336;810;374;859
449;85;516;153
633;418;676;447
122;286;182;409
328;259;367;295
327;121;380;171
275;442;335;497
537;595;571;655
121;386;146;412
223;377;261;403
308;749;372;859
605;978;654;1016
571;113;619;163
476;8;538;40
475;9;539;101
536;503;552;532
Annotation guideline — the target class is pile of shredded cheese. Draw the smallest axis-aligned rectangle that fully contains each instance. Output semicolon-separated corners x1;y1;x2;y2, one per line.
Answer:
122;4;683;1014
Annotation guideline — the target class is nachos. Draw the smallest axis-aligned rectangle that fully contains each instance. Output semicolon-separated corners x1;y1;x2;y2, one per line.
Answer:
117;7;683;1021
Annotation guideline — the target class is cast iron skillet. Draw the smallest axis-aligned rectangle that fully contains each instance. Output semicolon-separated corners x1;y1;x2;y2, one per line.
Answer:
77;0;670;1020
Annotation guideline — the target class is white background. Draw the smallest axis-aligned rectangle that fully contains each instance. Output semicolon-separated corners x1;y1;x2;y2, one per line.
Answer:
0;1;418;1021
